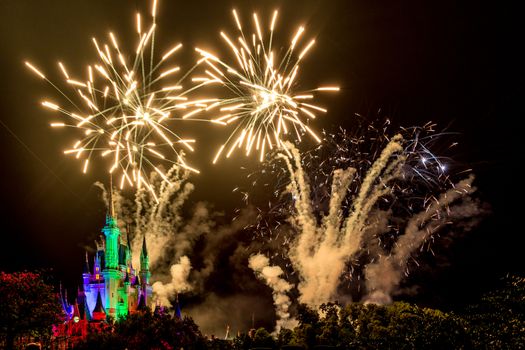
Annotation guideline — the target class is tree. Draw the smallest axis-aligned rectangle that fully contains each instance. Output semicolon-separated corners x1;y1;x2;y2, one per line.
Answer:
291;304;320;348
463;275;525;349
317;303;341;346
74;311;208;350
232;332;253;350
277;328;294;347
0;271;64;350
252;327;276;349
337;302;470;349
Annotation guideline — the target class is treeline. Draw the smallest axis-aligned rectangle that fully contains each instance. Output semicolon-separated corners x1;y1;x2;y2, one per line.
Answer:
2;272;524;349
74;275;525;350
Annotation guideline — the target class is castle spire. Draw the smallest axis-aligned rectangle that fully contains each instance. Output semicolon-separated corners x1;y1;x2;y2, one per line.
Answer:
141;234;148;258
108;173;115;219
83;251;90;274
139;233;151;288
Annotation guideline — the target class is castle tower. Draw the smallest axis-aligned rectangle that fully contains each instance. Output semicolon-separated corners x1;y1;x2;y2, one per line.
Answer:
101;178;122;318
139;235;152;307
139;235;151;284
116;272;130;320
102;180;120;270
82;252;90;286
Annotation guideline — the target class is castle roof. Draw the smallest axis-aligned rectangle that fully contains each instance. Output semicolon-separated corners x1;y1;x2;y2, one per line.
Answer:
137;293;148;311
93;291;105;314
83;252;90;274
141;235;148;258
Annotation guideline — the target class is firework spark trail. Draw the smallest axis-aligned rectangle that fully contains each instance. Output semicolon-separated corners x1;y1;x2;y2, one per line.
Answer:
364;175;478;304
191;9;339;163
276;136;406;306
341;135;405;257
26;0;202;199
131;166;194;268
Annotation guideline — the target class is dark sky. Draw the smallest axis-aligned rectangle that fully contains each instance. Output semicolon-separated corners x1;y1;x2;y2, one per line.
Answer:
0;0;522;308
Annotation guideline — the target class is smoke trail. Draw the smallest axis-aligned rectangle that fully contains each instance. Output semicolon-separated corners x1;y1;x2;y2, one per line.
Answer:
249;254;297;332
278;136;406;307
131;166;195;268
364;175;479;304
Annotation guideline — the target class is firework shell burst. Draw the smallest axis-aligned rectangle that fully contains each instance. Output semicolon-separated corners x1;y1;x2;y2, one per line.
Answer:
25;0;202;199
191;9;339;163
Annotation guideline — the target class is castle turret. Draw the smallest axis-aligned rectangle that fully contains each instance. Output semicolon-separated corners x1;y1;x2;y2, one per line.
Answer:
139;235;152;308
116;272;131;320
124;227;132;272
82;252;90;286
101;179;122;318
93;252;102;279
139;235;150;284
102;183;120;270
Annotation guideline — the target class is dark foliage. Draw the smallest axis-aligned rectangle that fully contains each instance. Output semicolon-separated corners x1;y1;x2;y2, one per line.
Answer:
73;311;207;350
0;271;64;350
462;275;525;349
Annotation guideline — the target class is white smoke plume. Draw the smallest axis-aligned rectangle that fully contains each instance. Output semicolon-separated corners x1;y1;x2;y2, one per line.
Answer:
249;254;298;332
152;255;193;307
278;136;405;307
131;167;196;268
273;134;481;309
363;175;479;304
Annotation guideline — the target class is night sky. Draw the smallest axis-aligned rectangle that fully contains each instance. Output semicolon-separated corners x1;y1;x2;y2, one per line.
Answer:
0;0;522;312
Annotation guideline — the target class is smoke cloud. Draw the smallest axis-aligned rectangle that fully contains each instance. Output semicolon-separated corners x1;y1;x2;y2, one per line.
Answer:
249;254;297;332
152;255;193;307
363;175;480;304
275;134;482;308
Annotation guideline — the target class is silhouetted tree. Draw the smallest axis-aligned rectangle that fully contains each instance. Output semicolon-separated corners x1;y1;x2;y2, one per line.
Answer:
252;327;276;349
232;332;253;350
463;275;525;349
277;328;294;347
74;310;207;349
0;271;63;350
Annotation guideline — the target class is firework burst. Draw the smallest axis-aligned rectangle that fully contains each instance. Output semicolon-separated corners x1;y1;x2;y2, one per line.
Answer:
192;9;339;163
25;0;201;198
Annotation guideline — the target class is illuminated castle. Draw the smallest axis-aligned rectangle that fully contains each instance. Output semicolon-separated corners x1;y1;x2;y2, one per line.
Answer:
61;191;153;323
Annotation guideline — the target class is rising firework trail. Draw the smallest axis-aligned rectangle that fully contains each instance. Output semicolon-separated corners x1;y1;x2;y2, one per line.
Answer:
244;123;481;310
25;0;202;199
192;9;339;163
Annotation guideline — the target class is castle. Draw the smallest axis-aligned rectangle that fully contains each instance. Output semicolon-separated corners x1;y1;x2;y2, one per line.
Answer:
60;194;153;323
